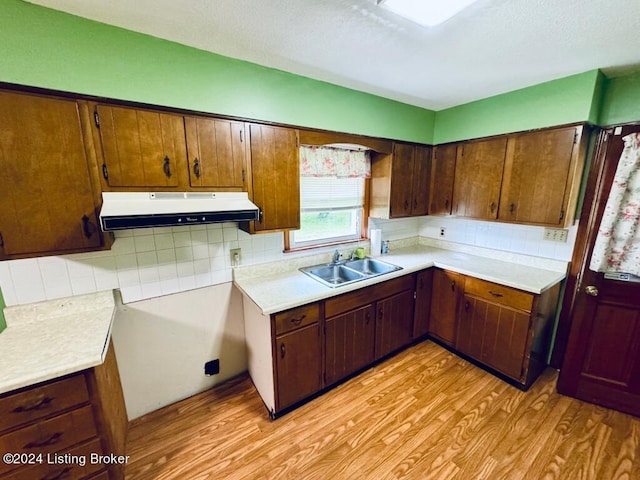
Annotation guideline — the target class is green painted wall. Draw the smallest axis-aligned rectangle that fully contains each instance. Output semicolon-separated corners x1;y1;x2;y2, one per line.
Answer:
0;287;6;334
598;70;640;126
433;70;602;144
0;0;434;143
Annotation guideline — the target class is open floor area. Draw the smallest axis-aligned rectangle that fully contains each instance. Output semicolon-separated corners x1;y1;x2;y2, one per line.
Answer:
125;341;640;480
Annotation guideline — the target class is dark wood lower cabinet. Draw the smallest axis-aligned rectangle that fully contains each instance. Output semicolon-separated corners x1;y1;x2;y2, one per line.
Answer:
413;269;433;338
428;269;463;346
455;276;560;388
275;323;322;410
325;304;375;386
374;290;415;360
457;295;531;380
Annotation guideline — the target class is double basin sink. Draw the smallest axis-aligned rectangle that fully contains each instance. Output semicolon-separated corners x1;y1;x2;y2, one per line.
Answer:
300;257;402;288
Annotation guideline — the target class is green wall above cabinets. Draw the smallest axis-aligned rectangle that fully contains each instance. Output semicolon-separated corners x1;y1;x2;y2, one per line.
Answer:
598;70;640;126
0;0;434;144
433;70;603;144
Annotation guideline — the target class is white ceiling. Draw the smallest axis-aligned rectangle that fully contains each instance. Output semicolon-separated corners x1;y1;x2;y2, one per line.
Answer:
26;0;640;110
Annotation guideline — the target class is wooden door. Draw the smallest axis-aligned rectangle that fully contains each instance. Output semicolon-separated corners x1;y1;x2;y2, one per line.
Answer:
429;143;457;215
95;104;185;188
184;116;247;189
275;323;322;410
557;125;640;418
428;269;463;346
410;145;431;216
458;295;530;381
453;138;507;220
389;143;414;217
325;304;375;386
499;126;581;225
0;91;102;257
248;124;299;232
413;269;433;338
374;289;415;359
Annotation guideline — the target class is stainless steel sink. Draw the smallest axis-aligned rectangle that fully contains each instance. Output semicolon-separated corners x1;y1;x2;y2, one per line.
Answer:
300;257;402;288
343;258;401;275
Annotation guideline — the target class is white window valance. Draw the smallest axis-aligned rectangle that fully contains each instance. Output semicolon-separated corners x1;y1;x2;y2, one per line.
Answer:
299;146;371;178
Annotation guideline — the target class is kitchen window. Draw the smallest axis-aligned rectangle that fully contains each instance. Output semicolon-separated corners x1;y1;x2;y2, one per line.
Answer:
286;146;370;250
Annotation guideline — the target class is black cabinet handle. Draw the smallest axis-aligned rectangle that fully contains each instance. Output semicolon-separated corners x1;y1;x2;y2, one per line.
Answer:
42;467;72;480
290;314;306;326
414;198;418;210
445;199;449;209
490;202;496;214
13;396;53;413
404;199;409;211
378;307;383;319
24;432;62;449
365;312;371;324
465;301;470;311
280;343;286;359
489;290;503;298
450;281;455;292
163;156;172;178
193;158;201;178
509;203;515;215
82;215;95;239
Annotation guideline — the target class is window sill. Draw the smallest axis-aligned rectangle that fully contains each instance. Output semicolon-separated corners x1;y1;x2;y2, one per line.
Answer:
284;237;368;254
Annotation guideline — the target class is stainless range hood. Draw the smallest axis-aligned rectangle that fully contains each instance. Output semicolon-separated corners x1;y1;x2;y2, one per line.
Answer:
99;192;260;231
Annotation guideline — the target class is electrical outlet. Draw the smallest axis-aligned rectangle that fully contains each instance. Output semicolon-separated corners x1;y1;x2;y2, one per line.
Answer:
439;227;446;237
204;359;220;376
543;228;569;242
230;248;242;266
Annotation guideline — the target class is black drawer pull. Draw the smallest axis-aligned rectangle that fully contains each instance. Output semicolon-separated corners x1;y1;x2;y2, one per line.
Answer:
24;432;63;449
489;290;503;298
42;467;72;480
13;396;54;413
280;343;286;359
290;314;306;326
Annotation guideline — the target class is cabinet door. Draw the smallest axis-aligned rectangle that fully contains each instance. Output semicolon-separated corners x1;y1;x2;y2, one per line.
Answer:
429;144;457;215
374;289;415;359
458;294;531;381
389;143;414;217
413;269;433;338
389;144;431;217
499;126;580;226
95;104;186;188
410;145;432;216
0;92;102;257
248;124;299;232
184;116;247;189
452;138;507;220
325;304;375;386
428;269;463;346
275;323;322;410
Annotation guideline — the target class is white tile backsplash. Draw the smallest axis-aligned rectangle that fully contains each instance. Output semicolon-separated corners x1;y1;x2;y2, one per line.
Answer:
420;217;578;262
0;214;580;307
0;225;286;306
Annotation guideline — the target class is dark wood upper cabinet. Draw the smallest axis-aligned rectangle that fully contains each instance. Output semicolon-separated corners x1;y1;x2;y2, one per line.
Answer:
499;125;587;226
184;116;247;190
371;143;432;219
0;91;103;258
243;124;300;233
93;104;187;189
452;137;507;220
429;143;457;215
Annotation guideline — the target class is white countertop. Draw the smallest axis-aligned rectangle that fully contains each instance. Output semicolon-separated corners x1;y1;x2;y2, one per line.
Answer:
234;243;568;315
0;290;117;395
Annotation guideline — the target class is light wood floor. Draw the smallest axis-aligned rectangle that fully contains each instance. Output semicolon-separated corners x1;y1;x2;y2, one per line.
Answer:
125;341;639;480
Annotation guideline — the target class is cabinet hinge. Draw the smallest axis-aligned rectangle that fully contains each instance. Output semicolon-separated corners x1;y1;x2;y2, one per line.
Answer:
242;169;246;184
102;163;109;181
559;209;565;222
93;110;100;128
573;130;578;145
239;129;244;143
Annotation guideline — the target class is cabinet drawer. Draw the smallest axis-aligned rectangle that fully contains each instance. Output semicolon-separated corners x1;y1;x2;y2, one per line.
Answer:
0;405;98;476
274;303;319;335
0;375;90;433
3;437;104;480
325;275;414;318
464;277;534;312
